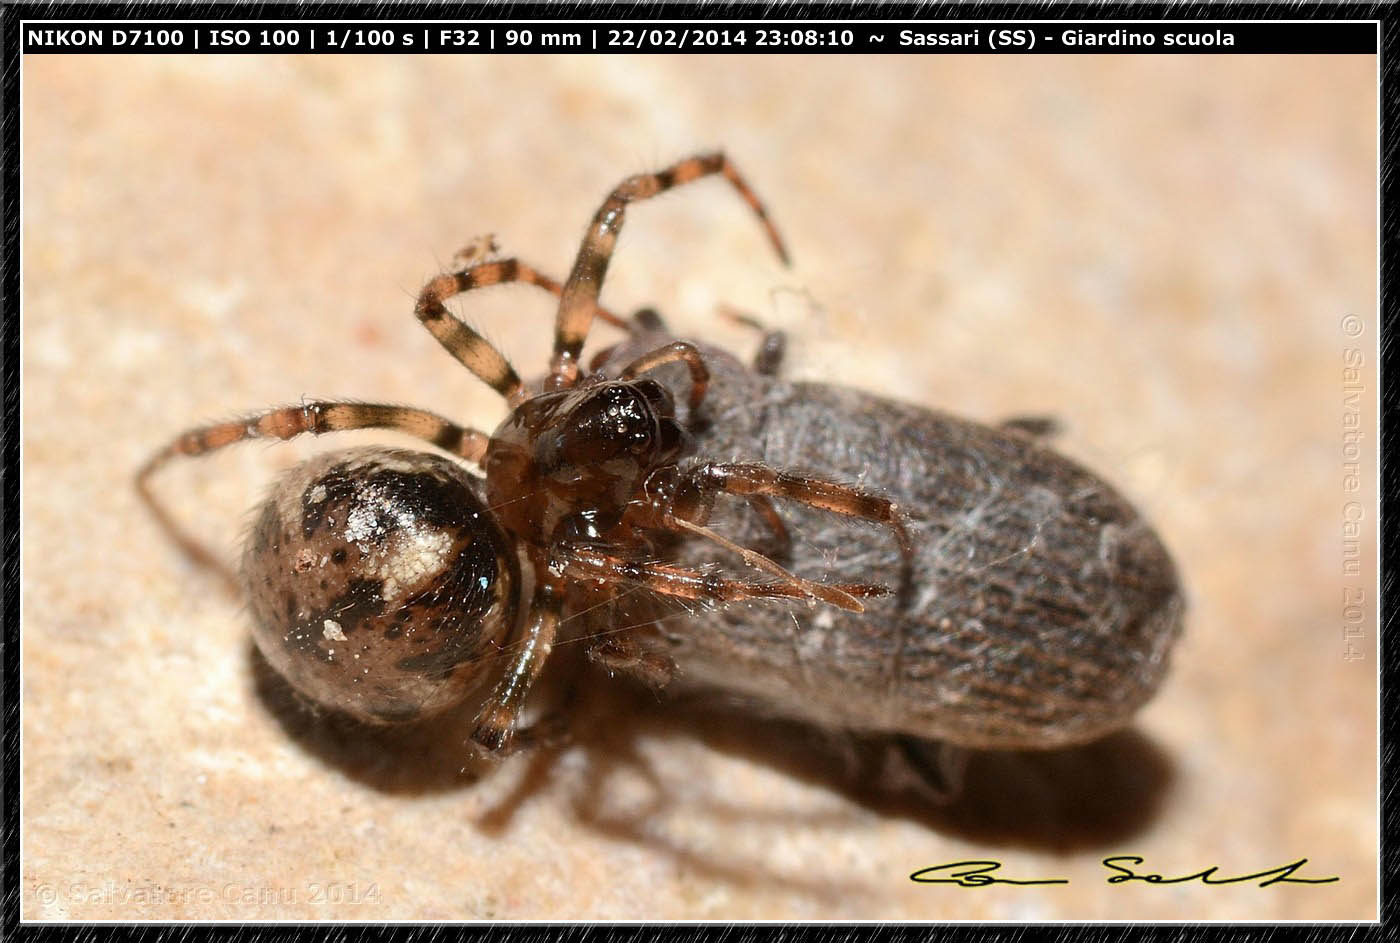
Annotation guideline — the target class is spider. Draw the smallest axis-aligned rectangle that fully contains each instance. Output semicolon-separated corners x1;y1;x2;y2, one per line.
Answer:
139;152;912;756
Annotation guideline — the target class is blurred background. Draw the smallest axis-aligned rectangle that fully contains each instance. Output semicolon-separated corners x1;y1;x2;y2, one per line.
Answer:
22;53;1376;919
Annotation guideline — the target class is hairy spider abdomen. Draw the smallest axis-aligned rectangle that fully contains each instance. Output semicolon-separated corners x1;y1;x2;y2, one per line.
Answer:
242;447;519;724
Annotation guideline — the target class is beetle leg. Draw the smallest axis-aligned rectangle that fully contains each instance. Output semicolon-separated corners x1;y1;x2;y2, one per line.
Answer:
631;307;669;332
717;304;787;376
890;736;970;804
1000;415;1063;440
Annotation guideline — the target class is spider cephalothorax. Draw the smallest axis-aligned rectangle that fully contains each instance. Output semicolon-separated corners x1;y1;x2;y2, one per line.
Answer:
484;378;689;546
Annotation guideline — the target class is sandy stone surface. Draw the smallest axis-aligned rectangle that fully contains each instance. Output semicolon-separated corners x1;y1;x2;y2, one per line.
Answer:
21;53;1377;920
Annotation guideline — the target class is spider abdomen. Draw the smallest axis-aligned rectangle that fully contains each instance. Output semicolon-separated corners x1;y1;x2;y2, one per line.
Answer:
241;447;519;724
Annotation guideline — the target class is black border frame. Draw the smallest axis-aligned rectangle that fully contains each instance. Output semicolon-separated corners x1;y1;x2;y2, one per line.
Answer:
2;2;1392;937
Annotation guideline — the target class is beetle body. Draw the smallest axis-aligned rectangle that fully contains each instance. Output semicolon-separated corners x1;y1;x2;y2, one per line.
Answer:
592;327;1184;751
